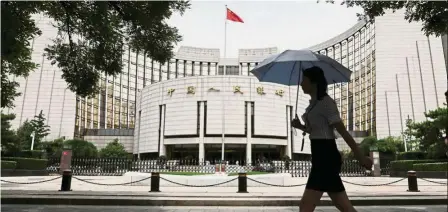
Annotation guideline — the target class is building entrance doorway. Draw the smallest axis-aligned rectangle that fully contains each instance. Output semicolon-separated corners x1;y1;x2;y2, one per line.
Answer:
204;144;246;165
251;144;282;163
166;144;198;160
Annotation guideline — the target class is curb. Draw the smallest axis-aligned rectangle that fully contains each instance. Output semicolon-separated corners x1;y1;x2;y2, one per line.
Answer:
2;196;447;206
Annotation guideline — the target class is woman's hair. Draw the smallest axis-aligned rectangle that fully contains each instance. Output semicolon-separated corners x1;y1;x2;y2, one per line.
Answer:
302;66;328;100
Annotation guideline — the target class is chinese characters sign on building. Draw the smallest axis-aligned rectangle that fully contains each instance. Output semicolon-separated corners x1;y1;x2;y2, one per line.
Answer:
187;86;196;94
167;88;175;96
275;89;284;97
257;87;266;95
233;86;243;94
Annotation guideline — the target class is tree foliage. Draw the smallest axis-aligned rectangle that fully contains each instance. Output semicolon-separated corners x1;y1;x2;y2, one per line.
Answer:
1;113;20;153
42;137;64;158
320;0;448;36
64;138;98;158
405;107;448;159
14;110;51;150
358;136;404;155
1;1;190;108
1;2;43;108
15;119;35;150
30;110;50;143
99;138;128;158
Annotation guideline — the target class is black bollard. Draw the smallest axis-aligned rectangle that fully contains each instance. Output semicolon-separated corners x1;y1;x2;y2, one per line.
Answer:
407;170;419;192
150;172;160;192
237;173;248;193
59;170;72;192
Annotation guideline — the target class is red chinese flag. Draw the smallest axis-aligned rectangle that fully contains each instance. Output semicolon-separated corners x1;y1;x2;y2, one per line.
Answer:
226;8;244;23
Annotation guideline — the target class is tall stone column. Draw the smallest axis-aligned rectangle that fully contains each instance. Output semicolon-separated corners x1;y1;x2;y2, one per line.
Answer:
286;106;292;158
199;102;205;162
246;102;252;164
159;105;166;156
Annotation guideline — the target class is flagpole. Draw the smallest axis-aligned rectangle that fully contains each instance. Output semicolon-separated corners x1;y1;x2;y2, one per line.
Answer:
221;4;227;168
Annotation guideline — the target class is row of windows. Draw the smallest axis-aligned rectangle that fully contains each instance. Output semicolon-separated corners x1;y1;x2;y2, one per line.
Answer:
75;22;378;137
315;21;377;134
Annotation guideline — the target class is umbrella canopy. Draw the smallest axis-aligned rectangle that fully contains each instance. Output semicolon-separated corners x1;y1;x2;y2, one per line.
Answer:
251;49;352;86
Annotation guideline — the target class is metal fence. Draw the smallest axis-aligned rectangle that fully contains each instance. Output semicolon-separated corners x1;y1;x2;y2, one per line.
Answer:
46;158;370;177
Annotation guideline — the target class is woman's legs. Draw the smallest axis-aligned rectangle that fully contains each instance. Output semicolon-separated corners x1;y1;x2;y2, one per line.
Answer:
328;191;357;212
299;189;323;212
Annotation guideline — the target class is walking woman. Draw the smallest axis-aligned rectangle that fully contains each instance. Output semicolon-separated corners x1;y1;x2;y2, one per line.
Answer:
291;66;372;212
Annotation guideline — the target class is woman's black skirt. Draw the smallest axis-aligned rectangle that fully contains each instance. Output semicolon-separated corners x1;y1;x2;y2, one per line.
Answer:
306;138;345;193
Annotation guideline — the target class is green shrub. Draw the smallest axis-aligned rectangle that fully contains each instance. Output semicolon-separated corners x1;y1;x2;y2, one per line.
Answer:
1;157;48;170
19;150;46;159
397;151;426;160
1;160;17;169
1;150;46;159
426;142;448;160
413;162;448;172
390;160;445;172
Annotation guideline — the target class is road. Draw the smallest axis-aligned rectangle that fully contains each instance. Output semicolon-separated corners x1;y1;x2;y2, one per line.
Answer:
2;205;447;212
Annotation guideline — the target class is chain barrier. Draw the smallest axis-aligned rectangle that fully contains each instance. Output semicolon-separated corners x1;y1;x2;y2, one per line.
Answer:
341;178;406;186
160;177;237;187
0;176;62;184
72;176;152;186
418;178;448;185
247;177;307;187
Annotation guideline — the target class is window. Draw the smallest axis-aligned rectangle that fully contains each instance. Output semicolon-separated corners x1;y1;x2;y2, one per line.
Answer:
218;65;239;75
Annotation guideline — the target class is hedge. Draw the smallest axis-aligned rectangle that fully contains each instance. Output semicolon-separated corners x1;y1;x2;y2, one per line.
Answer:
1;160;17;169
1;150;46;159
1;157;48;170
390;160;445;172
413;162;448;172
396;151;426;160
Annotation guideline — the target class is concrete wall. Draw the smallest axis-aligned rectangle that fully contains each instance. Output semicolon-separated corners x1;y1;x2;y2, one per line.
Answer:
374;10;448;138
5;14;76;141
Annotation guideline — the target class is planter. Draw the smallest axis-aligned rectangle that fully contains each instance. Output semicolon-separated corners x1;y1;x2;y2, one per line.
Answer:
1;169;48;177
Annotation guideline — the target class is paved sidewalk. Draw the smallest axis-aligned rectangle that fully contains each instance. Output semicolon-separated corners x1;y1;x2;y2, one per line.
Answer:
3;205;448;212
2;176;447;206
1;176;447;197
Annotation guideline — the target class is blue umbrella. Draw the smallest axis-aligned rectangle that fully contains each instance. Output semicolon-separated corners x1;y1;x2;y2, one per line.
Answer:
251;49;351;86
251;49;352;151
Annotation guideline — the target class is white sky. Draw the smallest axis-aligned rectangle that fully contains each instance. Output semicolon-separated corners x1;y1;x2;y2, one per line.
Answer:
167;0;364;58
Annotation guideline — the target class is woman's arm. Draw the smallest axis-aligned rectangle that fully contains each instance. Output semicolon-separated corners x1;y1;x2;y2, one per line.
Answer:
333;122;364;161
321;96;371;169
291;119;309;133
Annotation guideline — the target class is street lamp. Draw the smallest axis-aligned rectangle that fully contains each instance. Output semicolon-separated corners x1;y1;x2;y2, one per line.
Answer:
30;131;36;150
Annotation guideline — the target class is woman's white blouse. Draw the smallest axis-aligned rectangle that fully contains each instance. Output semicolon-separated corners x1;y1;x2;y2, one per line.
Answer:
301;95;342;139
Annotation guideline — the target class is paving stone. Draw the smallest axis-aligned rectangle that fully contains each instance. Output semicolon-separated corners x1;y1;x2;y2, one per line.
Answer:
2;205;448;212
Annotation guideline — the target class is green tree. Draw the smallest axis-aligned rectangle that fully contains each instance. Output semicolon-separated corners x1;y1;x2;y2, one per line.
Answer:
377;136;404;154
16;119;35;150
1;113;20;153
405;107;448;158
64;138;98;158
1;1;190;108
403;117;420;151
42;137;64;158
29;110;50;144
99;139;128;158
359;136;377;156
358;136;404;155
320;0;448;36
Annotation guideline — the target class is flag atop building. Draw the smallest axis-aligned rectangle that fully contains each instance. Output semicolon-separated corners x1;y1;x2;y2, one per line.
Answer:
226;7;244;23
